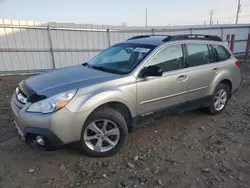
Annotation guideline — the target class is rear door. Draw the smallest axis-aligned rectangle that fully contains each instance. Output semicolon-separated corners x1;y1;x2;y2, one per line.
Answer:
185;42;218;106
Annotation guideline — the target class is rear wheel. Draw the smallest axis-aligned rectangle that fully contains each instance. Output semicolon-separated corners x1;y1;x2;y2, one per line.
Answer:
208;83;230;115
80;108;128;157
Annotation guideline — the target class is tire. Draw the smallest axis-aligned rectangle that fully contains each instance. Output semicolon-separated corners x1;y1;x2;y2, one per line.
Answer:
208;83;230;115
80;107;128;157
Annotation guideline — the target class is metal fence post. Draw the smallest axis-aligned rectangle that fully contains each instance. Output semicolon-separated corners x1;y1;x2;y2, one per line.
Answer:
221;27;224;40
47;26;56;69
226;34;231;46
230;34;235;52
190;27;193;34
107;28;111;47
245;34;250;60
152;28;155;35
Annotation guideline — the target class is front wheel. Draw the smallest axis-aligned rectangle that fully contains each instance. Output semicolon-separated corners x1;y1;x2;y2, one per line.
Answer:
208;83;230;115
80;108;128;157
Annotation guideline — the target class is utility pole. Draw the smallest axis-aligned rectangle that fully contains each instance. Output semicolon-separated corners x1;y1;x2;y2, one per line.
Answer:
235;0;241;24
209;10;214;25
145;8;148;28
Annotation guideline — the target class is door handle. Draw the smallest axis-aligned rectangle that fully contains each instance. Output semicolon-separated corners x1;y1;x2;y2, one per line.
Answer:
212;68;220;73
177;75;188;82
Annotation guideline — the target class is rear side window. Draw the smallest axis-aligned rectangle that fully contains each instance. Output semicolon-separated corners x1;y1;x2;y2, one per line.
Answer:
212;45;231;61
186;44;212;67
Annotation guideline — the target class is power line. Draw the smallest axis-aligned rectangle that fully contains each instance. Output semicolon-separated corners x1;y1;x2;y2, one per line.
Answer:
210;4;250;12
240;14;250;17
215;14;250;20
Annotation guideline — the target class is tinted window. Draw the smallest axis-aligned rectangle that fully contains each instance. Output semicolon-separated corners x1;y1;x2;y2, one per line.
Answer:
187;44;213;67
148;45;184;72
212;45;231;61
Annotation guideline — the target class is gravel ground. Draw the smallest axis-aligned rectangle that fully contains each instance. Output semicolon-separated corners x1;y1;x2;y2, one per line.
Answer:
0;63;250;188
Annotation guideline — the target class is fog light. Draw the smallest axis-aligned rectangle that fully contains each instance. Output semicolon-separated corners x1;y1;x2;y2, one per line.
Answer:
36;135;45;146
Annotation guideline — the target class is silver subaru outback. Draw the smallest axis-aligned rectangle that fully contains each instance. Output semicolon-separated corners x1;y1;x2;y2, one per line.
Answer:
11;35;241;157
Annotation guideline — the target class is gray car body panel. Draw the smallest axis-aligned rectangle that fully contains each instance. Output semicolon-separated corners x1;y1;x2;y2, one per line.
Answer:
11;37;241;144
25;65;122;97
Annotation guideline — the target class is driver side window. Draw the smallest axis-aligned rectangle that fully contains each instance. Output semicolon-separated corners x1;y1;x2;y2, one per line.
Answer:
148;45;184;72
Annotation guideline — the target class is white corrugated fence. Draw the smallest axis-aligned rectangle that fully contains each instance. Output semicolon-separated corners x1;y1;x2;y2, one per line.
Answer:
0;19;250;75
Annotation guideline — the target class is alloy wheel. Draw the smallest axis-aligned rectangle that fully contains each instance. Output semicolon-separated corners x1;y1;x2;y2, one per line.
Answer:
83;119;120;152
214;88;227;111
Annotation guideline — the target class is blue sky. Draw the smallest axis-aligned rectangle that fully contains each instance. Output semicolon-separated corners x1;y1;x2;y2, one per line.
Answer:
0;0;250;26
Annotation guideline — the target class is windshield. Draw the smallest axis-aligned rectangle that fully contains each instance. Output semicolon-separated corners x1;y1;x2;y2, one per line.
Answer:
88;43;155;74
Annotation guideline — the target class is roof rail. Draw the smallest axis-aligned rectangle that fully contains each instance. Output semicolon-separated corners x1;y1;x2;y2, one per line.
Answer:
127;35;170;40
164;34;222;42
127;34;222;42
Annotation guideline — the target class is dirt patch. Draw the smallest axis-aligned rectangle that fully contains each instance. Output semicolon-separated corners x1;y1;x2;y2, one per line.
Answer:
0;64;250;188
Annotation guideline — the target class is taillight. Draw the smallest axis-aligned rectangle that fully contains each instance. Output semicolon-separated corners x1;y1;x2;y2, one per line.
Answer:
235;60;241;68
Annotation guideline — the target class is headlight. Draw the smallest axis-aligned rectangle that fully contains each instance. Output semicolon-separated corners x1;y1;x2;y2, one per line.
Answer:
15;87;19;95
27;90;77;114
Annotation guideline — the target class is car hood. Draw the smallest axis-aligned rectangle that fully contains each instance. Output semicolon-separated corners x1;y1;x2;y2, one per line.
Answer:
22;65;120;97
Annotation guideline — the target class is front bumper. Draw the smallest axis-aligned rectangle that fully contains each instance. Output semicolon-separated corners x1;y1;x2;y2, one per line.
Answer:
25;127;63;150
11;94;91;149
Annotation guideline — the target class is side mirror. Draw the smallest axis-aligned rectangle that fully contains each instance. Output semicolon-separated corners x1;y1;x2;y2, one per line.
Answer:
141;66;163;77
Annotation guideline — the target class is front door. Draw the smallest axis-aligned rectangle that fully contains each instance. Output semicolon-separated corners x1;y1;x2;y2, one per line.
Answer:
136;44;188;121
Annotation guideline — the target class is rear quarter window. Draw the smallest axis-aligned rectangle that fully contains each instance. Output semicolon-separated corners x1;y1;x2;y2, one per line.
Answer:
212;45;231;61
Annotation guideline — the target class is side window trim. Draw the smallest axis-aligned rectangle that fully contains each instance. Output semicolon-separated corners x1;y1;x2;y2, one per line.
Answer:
210;44;221;62
207;44;218;63
211;44;231;62
182;44;188;68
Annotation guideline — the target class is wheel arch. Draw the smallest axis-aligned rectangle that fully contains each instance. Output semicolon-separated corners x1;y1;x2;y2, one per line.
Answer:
219;79;232;94
209;72;233;96
85;101;134;133
212;79;232;96
208;78;232;115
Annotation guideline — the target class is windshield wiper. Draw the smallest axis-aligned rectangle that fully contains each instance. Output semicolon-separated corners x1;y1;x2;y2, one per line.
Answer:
91;66;109;72
82;62;92;68
91;65;123;75
82;63;110;72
